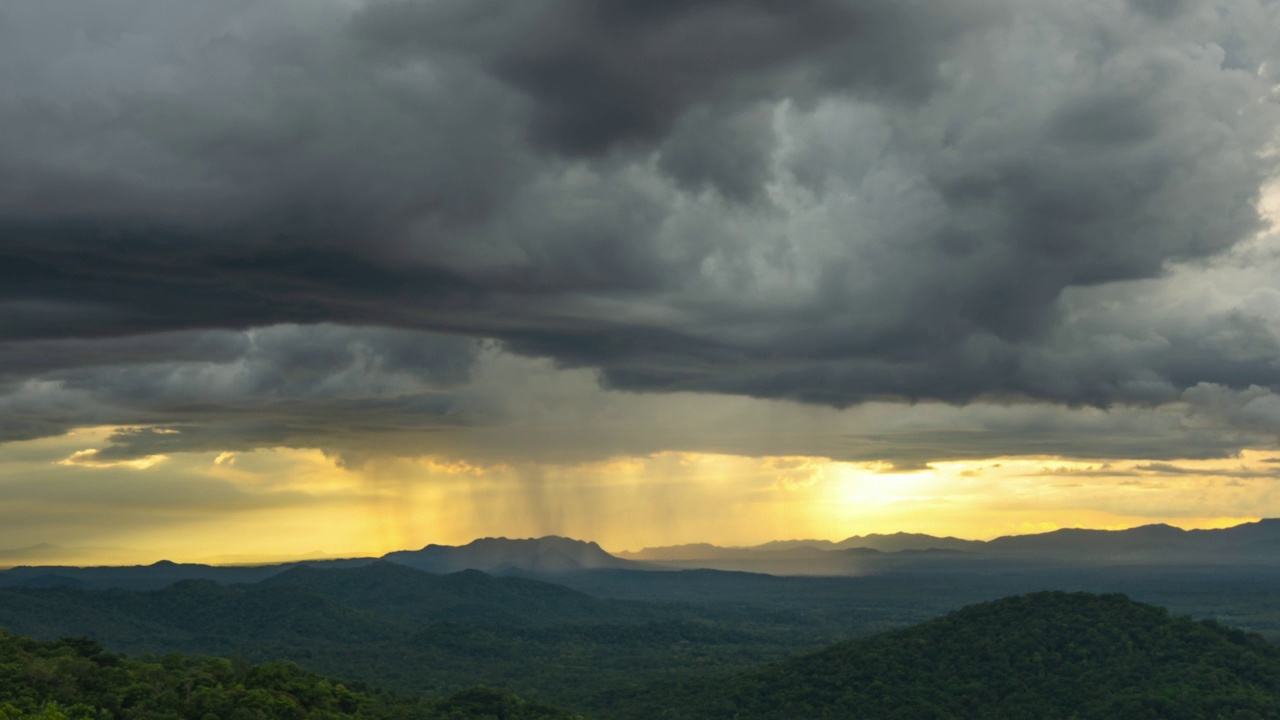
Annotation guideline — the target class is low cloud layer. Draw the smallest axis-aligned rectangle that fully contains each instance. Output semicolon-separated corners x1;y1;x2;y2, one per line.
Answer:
2;0;1280;465
3;338;1275;474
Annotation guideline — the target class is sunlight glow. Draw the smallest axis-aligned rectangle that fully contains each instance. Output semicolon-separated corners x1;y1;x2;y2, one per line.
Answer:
0;427;1271;563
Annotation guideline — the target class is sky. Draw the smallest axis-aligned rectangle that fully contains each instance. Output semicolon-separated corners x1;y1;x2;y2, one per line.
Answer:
3;0;1280;564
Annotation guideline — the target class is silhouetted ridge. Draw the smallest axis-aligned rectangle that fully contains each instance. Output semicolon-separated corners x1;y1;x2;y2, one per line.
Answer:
384;535;640;574
620;519;1280;572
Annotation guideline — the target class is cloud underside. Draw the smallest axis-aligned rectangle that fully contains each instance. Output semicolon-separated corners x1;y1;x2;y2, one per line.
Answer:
2;0;1280;465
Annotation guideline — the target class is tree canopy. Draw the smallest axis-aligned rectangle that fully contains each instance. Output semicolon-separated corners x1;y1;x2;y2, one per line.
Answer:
0;630;581;720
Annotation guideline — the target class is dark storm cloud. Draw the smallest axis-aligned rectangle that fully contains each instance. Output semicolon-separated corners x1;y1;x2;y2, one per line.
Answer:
0;0;1279;462
354;0;975;156
0;201;485;341
0;325;480;450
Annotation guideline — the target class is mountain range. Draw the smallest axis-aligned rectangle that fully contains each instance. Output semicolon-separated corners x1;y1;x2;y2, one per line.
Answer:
4;519;1280;591
0;536;640;590
616;519;1280;574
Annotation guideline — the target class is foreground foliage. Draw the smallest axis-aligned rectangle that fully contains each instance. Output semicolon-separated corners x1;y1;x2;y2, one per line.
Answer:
0;630;580;720
0;564;815;712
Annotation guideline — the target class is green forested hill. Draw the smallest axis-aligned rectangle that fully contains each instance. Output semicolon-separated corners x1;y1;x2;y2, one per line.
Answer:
0;630;581;720
622;592;1280;720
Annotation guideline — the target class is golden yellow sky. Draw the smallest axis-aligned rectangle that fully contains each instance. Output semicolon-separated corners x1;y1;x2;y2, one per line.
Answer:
3;0;1280;575
0;425;1269;566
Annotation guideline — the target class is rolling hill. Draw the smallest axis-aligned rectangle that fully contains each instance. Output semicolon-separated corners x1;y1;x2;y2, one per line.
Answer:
0;561;804;713
257;560;665;625
623;591;1280;719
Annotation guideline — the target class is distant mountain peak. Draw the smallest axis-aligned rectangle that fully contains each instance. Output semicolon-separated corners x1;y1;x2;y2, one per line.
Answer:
385;535;639;575
487;535;600;546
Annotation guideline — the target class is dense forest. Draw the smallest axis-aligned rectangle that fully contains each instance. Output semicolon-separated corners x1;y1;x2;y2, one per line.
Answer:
7;561;1280;717
0;563;823;711
0;630;581;720
617;592;1280;719
5;590;1280;719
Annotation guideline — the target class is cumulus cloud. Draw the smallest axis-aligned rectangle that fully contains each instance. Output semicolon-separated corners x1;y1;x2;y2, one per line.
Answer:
0;0;1279;464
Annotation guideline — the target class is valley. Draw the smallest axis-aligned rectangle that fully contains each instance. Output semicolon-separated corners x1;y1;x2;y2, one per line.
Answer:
4;522;1280;717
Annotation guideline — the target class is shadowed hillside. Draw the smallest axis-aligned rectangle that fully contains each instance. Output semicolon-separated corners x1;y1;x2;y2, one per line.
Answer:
259;561;667;625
